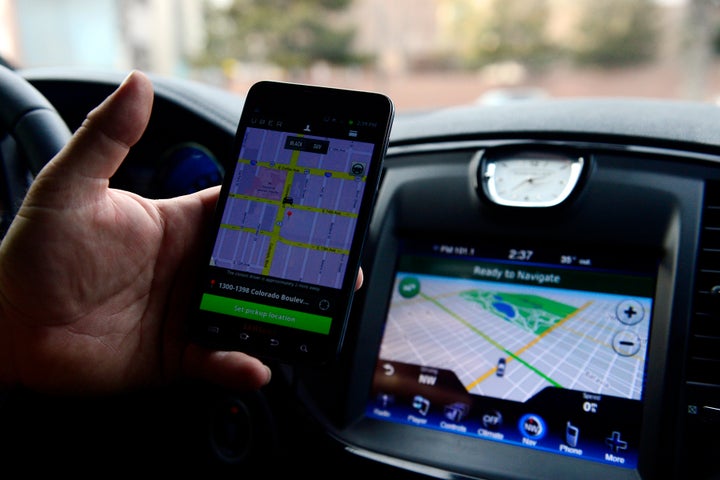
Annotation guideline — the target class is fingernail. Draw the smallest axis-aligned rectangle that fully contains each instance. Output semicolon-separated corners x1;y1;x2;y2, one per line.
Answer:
263;365;272;384
119;70;137;87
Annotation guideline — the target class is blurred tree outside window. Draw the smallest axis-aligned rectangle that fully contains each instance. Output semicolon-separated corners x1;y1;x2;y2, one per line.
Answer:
454;0;556;69
196;0;677;97
6;0;717;110
571;0;659;67
200;0;369;74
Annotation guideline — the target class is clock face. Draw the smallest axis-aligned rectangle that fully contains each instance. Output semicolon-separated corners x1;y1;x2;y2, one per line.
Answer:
480;153;585;207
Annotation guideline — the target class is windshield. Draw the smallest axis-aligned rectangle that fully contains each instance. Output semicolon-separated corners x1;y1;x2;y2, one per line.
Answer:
0;0;717;111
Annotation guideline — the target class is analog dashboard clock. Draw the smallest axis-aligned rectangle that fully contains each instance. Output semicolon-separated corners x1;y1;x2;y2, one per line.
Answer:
478;149;585;208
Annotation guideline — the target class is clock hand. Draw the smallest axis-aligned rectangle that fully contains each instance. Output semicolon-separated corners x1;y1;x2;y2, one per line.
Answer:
511;175;551;190
511;177;535;190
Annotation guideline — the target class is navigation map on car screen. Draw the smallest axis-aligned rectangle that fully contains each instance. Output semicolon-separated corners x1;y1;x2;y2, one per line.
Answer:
210;126;373;289
366;240;658;470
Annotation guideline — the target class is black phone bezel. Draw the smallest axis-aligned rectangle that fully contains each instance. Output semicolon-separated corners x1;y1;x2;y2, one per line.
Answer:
189;80;395;366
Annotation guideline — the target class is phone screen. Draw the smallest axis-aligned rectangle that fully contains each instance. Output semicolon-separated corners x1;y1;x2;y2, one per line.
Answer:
190;80;394;365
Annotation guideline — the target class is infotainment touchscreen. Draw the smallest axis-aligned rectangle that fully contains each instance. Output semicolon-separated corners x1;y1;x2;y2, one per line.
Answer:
365;239;658;469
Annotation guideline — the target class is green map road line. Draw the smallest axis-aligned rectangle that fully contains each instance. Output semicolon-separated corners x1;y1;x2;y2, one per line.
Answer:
419;291;563;389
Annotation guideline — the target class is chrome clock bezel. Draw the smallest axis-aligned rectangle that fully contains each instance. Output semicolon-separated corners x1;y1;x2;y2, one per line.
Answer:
479;150;585;208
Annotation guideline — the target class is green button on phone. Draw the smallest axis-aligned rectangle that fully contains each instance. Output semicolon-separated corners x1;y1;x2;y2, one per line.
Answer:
200;293;332;335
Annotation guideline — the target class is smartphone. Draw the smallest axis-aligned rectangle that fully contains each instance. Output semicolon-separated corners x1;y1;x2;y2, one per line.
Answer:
189;80;394;365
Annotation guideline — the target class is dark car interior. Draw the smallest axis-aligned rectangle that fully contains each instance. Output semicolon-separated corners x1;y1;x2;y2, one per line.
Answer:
2;65;720;479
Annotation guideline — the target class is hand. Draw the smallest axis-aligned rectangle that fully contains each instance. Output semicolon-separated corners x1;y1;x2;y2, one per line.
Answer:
0;71;274;394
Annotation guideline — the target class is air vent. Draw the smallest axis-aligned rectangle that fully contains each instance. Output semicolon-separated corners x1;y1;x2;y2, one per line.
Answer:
687;180;720;387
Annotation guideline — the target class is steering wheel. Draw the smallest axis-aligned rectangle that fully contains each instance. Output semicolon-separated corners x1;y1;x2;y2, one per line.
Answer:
0;64;72;231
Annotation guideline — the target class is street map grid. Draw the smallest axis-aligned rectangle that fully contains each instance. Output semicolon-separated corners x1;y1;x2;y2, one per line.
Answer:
211;127;374;289
380;274;651;402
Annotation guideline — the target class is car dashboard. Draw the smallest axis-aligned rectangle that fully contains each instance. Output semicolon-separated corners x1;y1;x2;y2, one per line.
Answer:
2;68;720;479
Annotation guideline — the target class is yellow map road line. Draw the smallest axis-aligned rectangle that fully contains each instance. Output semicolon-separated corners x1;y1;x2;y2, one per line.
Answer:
465;300;592;390
263;148;300;275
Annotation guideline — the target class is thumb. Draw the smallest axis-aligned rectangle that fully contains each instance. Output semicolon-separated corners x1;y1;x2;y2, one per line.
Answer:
39;70;154;186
